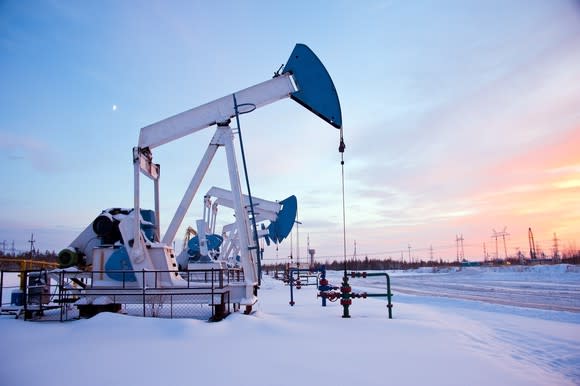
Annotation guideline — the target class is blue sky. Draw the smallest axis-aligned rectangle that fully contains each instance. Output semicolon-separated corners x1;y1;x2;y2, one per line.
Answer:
1;1;579;262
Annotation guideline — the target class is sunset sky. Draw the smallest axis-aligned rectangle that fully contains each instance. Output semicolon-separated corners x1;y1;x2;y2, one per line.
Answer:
1;1;579;263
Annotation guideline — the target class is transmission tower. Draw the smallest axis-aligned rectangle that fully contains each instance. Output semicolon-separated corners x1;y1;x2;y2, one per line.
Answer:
491;228;509;259
455;234;464;262
501;227;510;259
483;242;488;262
28;233;36;256
492;229;499;259
552;232;560;260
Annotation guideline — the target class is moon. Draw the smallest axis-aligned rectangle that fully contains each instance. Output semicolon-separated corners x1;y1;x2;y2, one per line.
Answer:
112;105;117;111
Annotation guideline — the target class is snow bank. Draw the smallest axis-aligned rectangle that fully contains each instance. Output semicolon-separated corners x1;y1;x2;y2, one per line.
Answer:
1;270;578;386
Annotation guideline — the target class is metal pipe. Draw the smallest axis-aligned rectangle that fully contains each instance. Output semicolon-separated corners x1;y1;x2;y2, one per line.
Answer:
289;269;295;306
350;271;393;319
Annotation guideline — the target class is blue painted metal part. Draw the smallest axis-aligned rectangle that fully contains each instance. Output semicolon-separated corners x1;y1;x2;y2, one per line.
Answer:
261;223;271;246
105;247;137;282
140;209;157;242
267;195;297;244
187;234;223;255
283;44;342;129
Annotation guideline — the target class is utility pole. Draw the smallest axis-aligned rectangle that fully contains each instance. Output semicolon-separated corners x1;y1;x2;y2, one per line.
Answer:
295;220;302;267
528;227;537;260
429;245;434;261
408;243;411;264
353;240;357;270
289;228;293;265
483;242;488;262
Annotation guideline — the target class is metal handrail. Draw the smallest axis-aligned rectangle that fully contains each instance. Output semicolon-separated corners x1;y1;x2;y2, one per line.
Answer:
1;267;242;321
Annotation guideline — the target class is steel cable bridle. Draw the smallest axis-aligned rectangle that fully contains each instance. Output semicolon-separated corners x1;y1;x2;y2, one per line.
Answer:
338;128;347;276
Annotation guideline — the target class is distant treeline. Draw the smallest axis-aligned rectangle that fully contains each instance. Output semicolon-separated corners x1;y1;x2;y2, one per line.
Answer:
263;252;580;272
0;250;58;270
0;250;57;259
264;258;459;273
2;248;578;272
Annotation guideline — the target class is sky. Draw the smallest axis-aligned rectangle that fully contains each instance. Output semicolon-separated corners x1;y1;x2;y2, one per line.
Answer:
0;0;579;262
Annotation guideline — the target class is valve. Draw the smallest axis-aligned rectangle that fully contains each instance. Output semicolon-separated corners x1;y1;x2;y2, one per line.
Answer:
340;298;352;306
318;291;340;302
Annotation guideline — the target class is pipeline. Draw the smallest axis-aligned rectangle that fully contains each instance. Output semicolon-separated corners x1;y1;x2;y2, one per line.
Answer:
288;267;326;306
318;270;393;319
349;271;393;319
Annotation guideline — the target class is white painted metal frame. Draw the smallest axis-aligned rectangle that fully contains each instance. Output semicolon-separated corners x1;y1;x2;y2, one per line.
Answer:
138;74;296;149
202;187;283;270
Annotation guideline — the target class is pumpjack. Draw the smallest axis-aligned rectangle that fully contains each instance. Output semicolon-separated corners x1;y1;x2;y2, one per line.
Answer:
56;44;342;316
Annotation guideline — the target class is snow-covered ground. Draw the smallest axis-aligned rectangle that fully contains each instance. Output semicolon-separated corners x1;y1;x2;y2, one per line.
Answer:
0;265;579;386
